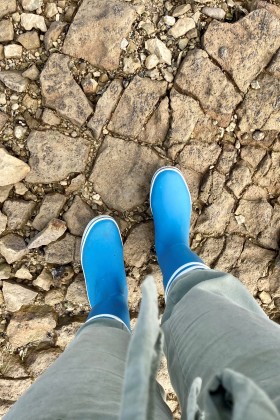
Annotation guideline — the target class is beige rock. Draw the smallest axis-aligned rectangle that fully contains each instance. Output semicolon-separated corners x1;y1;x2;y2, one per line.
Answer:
0;351;28;378
168;17;195;38
240;146;266;169
145;37;172;65
62;0;136;71
0;233;28;264
32;193;66;231
15;266;32;280
7;305;57;348
203;9;280;92
0;211;7;234
226;162;252;197
45;233;75;264
0;263;11;279
26;348;61;377
87;79;123;139
267;49;280;79
33;268;53;291
0;20;14;42
28;219;67;249
56;322;83;349
4;44;22;58
65;174;85;195
14;182;28;196
179;166;202;201
41;108;61;126
258;204;280;250
90;136;166;211
45;2;58;18
0;0;17;19
139;97;170;145
237;74;280;133
63;196;95;236
3;281;37;312
216;235;244;272
145;54;159;70
254;152;280;196
66;273;89;306
40;53;92;126
0;185;12;203
21;13;47;32
44;21;67;50
199;237;225;267
175;49;242;127
123;56;141;74
172;4;191;17
235;199;273;236
26;130;90;183
22;0;42;11
18;30;40;49
124;222;154;268
0;71;29;93
22;64;39;80
0;379;32;403
44;288;65;306
3;199;35;229
0;44;3;60
179;141;221;174
202;6;226;20
108;76;167;138
81;78;98;94
0;111;8;131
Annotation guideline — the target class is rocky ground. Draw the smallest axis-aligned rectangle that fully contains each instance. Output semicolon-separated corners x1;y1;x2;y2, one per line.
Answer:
0;0;280;417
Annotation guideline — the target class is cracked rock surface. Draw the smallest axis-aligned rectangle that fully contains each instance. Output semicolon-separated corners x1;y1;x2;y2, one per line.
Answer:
0;0;280;417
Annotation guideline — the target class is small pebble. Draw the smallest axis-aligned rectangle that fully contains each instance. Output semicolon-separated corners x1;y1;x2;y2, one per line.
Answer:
253;130;265;141
145;54;159;70
172;4;191;17
250;80;260;89
202;7;226;20
163;15;176;26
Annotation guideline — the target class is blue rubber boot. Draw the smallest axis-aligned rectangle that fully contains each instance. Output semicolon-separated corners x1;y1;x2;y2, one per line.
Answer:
81;216;130;331
150;167;209;299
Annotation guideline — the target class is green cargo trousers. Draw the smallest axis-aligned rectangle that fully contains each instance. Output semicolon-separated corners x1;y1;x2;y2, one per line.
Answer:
4;270;280;419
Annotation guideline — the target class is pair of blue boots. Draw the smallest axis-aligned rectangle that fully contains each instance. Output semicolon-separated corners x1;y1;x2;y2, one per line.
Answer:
81;167;208;331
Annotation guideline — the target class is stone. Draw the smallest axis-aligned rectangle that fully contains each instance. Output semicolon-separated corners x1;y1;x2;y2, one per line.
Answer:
226;162;252;197
196;190;235;235
65;174;85;195
178;141;221;174
0;0;17;19
41;108;61;126
7;305;57;348
254;152;280;196
202;6;226;20
168;17;195;38
40;53;93;126
0;263;11;279
232;241;275;294
0;379;32;404
123;56;141;74
0;71;29;93
44;21;67;51
45;233;75;264
145;38;172;65
0;20;14;42
87;79;123;139
199;237;225;267
3;199;35;229
0;351;28;378
216;235;245;272
172;4;191;17
26;349;60;378
0;211;7;234
90;136;165;212
0;111;8;131
0;185;12;203
138;97;170;145
267;49;280;79
32;193;66;231
179;166;202;201
22;64;39;80
22;0;42;11
33;268;53;291
203;9;280;92
240;146;266;169
45;288;65;305
28;219;67;249
21;13;47;32
163;16;175;26
81;78;98;94
4;44;22;58
15;182;28;196
56;322;83;349
169;89;203;147
108;76;167;138
65;273;89;306
3;281;37;312
237;74;280;133
18;30;40;49
124;222;154;268
26;130;90;183
242;185;268;201
62;0;136;71
63;196;95;236
235;199;273;236
175;49;242;127
251;0;280;19
145;54;159;70
15;266;32;280
45;3;58;18
259;290;272;305
0;234;27;264
258;204;280;250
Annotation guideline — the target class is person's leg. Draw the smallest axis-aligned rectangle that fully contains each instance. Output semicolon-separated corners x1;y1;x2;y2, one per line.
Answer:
151;167;280;416
5;216;171;420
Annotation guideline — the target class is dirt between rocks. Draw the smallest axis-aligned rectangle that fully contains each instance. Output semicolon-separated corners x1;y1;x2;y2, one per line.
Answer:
0;0;280;417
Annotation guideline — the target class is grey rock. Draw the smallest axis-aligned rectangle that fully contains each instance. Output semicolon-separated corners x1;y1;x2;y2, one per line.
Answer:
0;71;29;93
0;0;17;19
3;199;36;229
44;21;67;51
22;64;39;80
44;233;75;264
138;97;170;145
65;273;89;307
28;219;67;249
0;211;7;234
179;141;221;174
63;196;95;236
32;193;66;231
124;222;154;268
26;130;90;183
0;234;28;264
3;281;37;312
0;111;8;131
202;6;226;20
40;53;92;126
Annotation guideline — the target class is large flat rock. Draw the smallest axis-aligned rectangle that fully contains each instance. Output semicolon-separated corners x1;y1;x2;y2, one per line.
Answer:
62;0;136;71
26;130;90;183
203;9;280;93
40;53;92;126
175;49;242;127
89;136;165;211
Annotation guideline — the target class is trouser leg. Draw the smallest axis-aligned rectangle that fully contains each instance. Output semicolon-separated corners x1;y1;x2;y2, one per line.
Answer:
161;269;280;416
